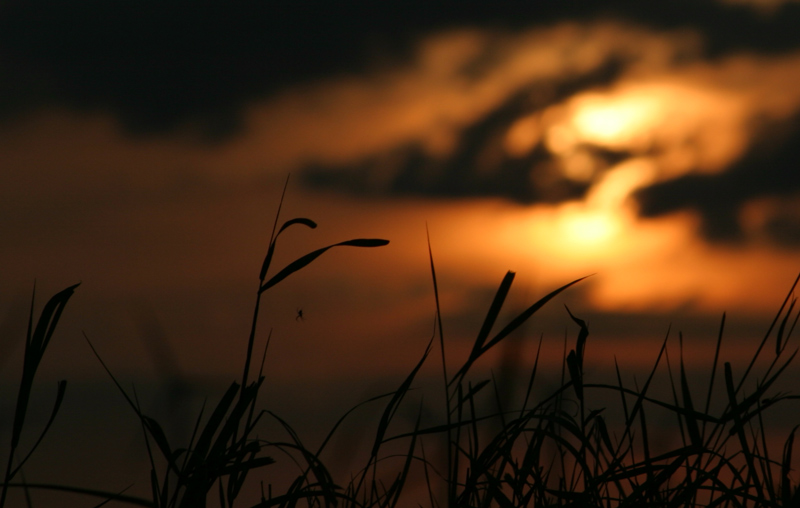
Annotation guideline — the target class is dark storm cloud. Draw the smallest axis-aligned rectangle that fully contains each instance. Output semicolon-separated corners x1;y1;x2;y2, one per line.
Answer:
635;113;800;245
3;0;800;138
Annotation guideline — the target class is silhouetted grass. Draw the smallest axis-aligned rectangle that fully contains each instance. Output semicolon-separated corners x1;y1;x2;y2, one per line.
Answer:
2;187;800;507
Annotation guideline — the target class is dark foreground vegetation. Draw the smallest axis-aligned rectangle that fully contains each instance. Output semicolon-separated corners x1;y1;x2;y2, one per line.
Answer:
2;191;800;507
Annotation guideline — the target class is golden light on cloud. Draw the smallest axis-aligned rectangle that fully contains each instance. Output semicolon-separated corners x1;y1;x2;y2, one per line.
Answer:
560;149;596;181
559;206;621;246
431;146;791;316
571;92;661;150
587;158;657;207
10;22;800;188
451;201;796;315
231;22;704;173
534;159;657;256
3;21;800;322
504;114;541;157
540;80;752;179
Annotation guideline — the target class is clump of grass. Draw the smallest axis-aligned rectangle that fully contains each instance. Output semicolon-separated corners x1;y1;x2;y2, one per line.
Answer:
81;179;389;508
0;283;78;508
2;186;800;507
330;252;800;508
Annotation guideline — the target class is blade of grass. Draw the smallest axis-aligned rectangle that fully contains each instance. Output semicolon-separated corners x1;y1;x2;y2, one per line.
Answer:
183;381;240;478
480;276;590;356
520;334;543;417
9;380;67;478
449;271;515;387
425;226;453;507
703;313;725;433
566;350;583;403
735;271;800;396
0;483;153;507
387;404;423;508
724;362;764;500
258;217;317;283
679;334;702;449
5;282;79;489
781;425;798;505
260;238;389;293
776;299;796;356
371;338;433;458
257;173;290;286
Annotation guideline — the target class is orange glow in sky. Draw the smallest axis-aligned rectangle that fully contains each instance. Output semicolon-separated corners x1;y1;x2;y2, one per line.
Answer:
560;208;620;245
5;10;800;508
571;93;661;149
1;20;800;382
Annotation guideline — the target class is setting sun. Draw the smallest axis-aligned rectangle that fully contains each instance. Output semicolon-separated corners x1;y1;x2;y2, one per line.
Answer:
560;206;620;245
3;4;800;506
571;92;660;149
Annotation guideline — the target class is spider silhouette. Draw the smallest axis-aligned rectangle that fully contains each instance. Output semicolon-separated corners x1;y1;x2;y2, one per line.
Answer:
296;308;304;322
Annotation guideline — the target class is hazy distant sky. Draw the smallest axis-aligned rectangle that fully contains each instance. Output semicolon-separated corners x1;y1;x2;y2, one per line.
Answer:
3;4;800;506
1;0;800;382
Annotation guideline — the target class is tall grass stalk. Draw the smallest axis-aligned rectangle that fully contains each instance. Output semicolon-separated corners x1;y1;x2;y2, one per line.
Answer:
0;283;78;508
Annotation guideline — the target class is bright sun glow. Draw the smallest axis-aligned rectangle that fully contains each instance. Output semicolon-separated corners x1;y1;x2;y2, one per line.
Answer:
570;92;661;150
561;208;619;244
554;159;655;249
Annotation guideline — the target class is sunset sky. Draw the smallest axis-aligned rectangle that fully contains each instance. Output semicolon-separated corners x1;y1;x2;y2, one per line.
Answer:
2;1;800;502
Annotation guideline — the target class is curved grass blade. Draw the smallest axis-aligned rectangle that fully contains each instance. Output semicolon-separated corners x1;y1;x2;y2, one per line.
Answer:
10;380;67;478
520;333;544;417
315;391;395;458
91;483;137;508
207;381;262;463
0;483;153;507
723;348;798;431
149;468;159;508
450;271;516;386
564;305;588;369
277;218;317;235
736;271;800;396
386;406;422;508
776;298;796;356
480;275;590;356
259;218;317;282
679;334;702;448
185;381;240;472
783;426;799;505
86;330;192;486
703;313;725;432
11;283;79;449
371;338;433;458
724;362;763;499
259;174;290;282
260;239;389;293
141;416;179;477
2;283;77;508
566;350;583;402
594;414;615;457
29;283;80;355
265;415;339;508
451;379;491;416
425;225;453;505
